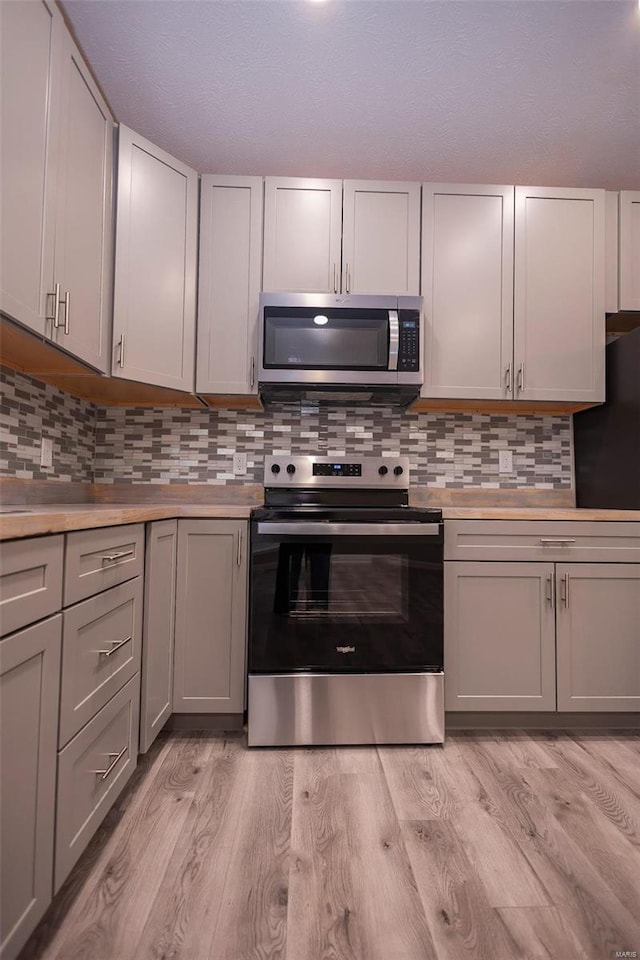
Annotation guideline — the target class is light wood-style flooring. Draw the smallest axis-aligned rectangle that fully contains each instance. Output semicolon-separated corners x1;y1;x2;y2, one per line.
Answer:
21;729;640;960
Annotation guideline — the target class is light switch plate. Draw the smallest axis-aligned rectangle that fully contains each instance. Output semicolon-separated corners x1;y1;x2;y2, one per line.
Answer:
40;438;53;468
498;449;513;474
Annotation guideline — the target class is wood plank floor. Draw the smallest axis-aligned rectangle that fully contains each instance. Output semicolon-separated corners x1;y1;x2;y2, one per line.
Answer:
21;730;640;960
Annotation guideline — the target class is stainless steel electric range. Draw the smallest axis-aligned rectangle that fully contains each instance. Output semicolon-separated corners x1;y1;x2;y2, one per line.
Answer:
248;455;444;747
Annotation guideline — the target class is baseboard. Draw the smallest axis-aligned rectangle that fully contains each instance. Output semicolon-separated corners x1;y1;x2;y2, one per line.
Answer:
446;711;640;730
166;713;245;732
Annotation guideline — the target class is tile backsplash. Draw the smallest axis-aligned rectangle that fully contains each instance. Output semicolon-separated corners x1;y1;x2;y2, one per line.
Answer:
1;366;573;489
0;366;96;482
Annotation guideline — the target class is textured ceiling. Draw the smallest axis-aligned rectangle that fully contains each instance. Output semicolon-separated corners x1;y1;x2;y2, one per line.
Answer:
62;0;640;188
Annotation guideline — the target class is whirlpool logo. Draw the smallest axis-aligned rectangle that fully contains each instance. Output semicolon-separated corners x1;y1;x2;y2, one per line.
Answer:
336;646;356;654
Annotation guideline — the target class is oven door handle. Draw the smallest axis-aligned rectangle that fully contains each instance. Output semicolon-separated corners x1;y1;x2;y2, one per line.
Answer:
256;522;441;536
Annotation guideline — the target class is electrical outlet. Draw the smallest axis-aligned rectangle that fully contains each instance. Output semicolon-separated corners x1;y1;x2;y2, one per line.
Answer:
232;452;247;475
498;449;513;475
40;438;53;468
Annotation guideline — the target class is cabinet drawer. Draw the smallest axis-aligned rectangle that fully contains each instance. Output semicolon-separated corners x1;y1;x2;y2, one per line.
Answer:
55;673;139;892
1;535;64;637
59;578;143;747
444;520;640;562
64;524;144;605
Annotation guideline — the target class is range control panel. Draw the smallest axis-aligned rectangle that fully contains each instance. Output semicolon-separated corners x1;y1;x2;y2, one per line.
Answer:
264;456;410;488
397;311;420;372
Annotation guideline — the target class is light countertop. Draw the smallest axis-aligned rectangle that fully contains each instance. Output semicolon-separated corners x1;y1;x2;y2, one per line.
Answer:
1;502;639;540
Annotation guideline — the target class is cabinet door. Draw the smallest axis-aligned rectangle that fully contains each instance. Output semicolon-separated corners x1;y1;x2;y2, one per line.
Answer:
263;177;342;293
556;563;640;712
444;561;556;710
196;176;263;394
342;180;420;295
514;186;605;403
0;0;62;335
113;125;198;390
421;184;514;400
51;30;113;373
0;615;61;960
140;520;177;752
619;191;640;310
174;520;247;714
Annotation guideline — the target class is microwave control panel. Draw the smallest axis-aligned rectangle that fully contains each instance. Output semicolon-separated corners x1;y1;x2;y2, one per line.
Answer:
397;311;420;371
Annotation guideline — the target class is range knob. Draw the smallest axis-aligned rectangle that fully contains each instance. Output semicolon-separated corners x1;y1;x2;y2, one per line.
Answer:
378;465;388;476
286;463;296;475
270;463;281;474
393;465;404;476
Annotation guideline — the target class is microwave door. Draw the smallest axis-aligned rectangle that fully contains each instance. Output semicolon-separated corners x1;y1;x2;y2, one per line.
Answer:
262;307;391;373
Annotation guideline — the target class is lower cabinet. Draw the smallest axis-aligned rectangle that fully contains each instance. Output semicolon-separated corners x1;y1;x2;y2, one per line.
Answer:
140;519;177;752
444;562;557;710
0;615;61;960
556;563;640;711
445;559;640;712
173;520;247;714
55;674;139;892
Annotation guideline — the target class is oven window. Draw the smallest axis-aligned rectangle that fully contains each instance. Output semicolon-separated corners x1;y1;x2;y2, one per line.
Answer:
250;533;443;674
263;308;389;370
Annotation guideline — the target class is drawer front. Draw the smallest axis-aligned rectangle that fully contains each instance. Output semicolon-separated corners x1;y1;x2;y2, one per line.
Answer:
55;673;139;892
445;520;640;562
1;536;63;637
64;525;144;605
59;578;143;747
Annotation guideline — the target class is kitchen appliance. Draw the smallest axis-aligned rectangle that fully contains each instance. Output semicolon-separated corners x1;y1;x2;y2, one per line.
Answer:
258;292;422;406
248;455;444;747
574;326;640;509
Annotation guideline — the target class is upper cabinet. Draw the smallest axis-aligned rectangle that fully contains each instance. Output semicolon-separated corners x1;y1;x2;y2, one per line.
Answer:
619;191;640;311
263;177;420;295
421;184;605;405
263;177;342;293
341;180;421;295
514;186;605;403
197;176;263;395
421;184;514;400
112;126;198;391
0;0;113;373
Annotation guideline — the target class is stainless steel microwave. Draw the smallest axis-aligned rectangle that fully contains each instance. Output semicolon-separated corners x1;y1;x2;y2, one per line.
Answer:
257;293;423;406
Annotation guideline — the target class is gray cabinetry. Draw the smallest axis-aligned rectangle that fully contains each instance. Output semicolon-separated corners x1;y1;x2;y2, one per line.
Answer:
0;0;113;371
55;674;139;891
59;577;143;747
0;615;61;960
64;523;144;606
173;520;247;714
445;520;640;712
0;535;63;637
444;561;556;711
196;176;263;396
556;563;640;712
113;125;198;391
140;520;177;752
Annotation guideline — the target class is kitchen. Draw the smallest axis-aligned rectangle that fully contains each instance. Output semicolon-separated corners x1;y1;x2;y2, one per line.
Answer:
1;1;640;958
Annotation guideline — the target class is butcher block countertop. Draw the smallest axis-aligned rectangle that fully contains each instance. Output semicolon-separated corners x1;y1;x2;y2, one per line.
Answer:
1;501;639;541
0;503;255;540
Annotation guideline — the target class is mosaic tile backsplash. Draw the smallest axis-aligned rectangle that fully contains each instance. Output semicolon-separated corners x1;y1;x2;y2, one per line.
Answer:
1;367;573;488
1;366;96;482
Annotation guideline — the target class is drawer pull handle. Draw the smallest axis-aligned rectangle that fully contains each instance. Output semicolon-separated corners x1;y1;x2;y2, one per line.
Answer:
539;538;576;545
98;636;132;658
91;745;127;781
101;550;135;564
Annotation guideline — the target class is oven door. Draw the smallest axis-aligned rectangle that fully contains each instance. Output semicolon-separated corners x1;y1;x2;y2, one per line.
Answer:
249;520;443;674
